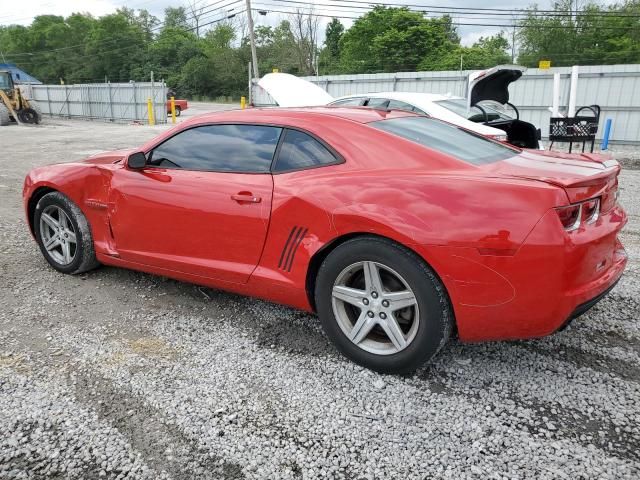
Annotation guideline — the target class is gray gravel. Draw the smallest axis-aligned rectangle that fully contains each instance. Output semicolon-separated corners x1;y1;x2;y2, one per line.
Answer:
1;111;639;479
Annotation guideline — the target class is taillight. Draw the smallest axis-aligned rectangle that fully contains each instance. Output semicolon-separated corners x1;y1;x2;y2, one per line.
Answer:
555;197;600;232
556;204;582;231
583;198;600;224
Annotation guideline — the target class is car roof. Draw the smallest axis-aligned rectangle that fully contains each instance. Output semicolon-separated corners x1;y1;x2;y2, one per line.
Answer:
182;106;417;127
338;92;463;104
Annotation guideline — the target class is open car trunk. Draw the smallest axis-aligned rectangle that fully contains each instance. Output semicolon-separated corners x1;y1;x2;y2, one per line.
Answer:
467;65;541;149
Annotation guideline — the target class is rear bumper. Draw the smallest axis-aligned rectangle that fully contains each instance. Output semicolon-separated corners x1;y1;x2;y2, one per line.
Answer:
560;275;621;331
416;205;628;342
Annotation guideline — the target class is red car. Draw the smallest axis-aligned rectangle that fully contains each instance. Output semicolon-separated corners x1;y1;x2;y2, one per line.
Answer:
23;107;627;373
166;99;188;116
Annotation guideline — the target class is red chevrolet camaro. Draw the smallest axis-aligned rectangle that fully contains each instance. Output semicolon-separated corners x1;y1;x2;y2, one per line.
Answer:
23;107;627;373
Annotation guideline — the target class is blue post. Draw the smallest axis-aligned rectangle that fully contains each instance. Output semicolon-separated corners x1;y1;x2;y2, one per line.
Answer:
601;118;612;151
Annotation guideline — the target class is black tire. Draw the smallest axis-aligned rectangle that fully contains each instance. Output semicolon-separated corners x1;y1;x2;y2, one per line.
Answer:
175;106;182;117
18;108;39;124
315;236;453;374
33;192;100;275
29;100;43;123
0;104;10;126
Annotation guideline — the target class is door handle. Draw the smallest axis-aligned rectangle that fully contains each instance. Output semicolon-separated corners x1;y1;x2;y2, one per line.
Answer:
231;193;261;203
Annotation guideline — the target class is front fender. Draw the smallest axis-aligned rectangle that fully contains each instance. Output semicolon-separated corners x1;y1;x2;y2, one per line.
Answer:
23;164;115;253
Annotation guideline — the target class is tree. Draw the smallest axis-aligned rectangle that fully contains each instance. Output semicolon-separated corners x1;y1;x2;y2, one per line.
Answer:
426;34;511;71
252;21;302;74
163;7;190;30
289;9;320;75
324;18;344;60
339;7;459;73
517;0;640;67
187;0;208;37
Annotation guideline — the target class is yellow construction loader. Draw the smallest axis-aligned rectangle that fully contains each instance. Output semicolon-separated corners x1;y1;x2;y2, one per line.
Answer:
0;70;42;126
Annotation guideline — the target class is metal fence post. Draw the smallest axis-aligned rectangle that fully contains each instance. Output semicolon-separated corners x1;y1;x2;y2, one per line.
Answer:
45;85;51;117
132;82;137;121
64;85;70;118
108;82;114;121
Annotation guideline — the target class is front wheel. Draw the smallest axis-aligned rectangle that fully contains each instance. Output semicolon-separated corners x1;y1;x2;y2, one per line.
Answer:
33;191;100;274
315;236;453;374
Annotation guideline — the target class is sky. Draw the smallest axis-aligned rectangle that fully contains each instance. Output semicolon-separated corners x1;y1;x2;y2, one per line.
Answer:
0;0;616;46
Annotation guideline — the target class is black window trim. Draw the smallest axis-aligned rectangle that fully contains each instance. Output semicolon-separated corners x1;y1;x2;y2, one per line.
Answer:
144;122;284;175
271;127;345;175
142;121;344;175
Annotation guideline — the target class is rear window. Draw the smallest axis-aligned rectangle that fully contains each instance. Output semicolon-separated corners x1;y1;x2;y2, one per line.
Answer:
370;117;517;165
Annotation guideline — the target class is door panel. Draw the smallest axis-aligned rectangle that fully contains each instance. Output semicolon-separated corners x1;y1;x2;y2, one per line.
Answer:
109;167;273;284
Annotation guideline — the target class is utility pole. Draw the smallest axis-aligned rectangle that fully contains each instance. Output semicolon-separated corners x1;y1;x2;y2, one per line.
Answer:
245;0;259;79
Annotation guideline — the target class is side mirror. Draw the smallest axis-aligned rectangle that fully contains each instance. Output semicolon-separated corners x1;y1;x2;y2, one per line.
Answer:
127;152;147;170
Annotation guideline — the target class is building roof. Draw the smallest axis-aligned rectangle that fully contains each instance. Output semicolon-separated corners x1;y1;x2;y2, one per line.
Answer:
0;63;42;85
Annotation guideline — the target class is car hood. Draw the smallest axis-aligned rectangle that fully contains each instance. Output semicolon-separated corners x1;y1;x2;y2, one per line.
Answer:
467;65;525;108
484;149;620;203
81;148;135;165
257;73;334;107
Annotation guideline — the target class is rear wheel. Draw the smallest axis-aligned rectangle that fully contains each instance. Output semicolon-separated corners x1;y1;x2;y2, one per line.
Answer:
0;104;10;126
18;108;39;124
29;100;43;123
33;192;99;274
175;106;182;117
315;236;453;374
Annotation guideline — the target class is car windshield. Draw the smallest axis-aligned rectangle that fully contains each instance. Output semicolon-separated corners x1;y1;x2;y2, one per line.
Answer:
435;98;514;122
0;74;11;89
370;116;517;165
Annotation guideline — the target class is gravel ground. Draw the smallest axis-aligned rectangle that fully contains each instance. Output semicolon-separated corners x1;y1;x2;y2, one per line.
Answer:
1;109;639;479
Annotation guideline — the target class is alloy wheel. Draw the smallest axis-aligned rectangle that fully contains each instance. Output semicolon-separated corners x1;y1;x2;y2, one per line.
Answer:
331;261;420;355
39;205;77;265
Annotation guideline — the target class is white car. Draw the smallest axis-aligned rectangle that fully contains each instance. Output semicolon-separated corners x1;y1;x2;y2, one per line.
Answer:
328;92;510;142
257;66;541;149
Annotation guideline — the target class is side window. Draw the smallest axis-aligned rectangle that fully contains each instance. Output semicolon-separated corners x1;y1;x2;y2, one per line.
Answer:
330;97;365;106
148;124;282;172
387;100;415;113
274;129;339;172
365;98;390;108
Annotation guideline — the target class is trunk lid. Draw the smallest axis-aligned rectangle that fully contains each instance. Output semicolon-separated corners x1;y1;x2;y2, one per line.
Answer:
484;149;620;205
257;73;334;107
467;65;525;108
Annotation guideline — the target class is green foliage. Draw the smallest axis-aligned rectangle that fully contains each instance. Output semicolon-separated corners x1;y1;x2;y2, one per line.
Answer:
426;34;512;71
253;21;303;74
324;18;344;59
517;0;640;67
338;7;460;73
163;7;190;30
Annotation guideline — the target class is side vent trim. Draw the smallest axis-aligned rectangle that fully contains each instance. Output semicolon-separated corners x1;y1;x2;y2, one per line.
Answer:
278;226;308;272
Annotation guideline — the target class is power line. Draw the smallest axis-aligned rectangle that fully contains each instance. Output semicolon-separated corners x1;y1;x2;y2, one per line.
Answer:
251;4;640;31
292;0;640;18
266;0;640;20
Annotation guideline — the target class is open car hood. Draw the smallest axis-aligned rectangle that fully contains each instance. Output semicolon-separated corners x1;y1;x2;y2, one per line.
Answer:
257;73;334;107
467;65;525;108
